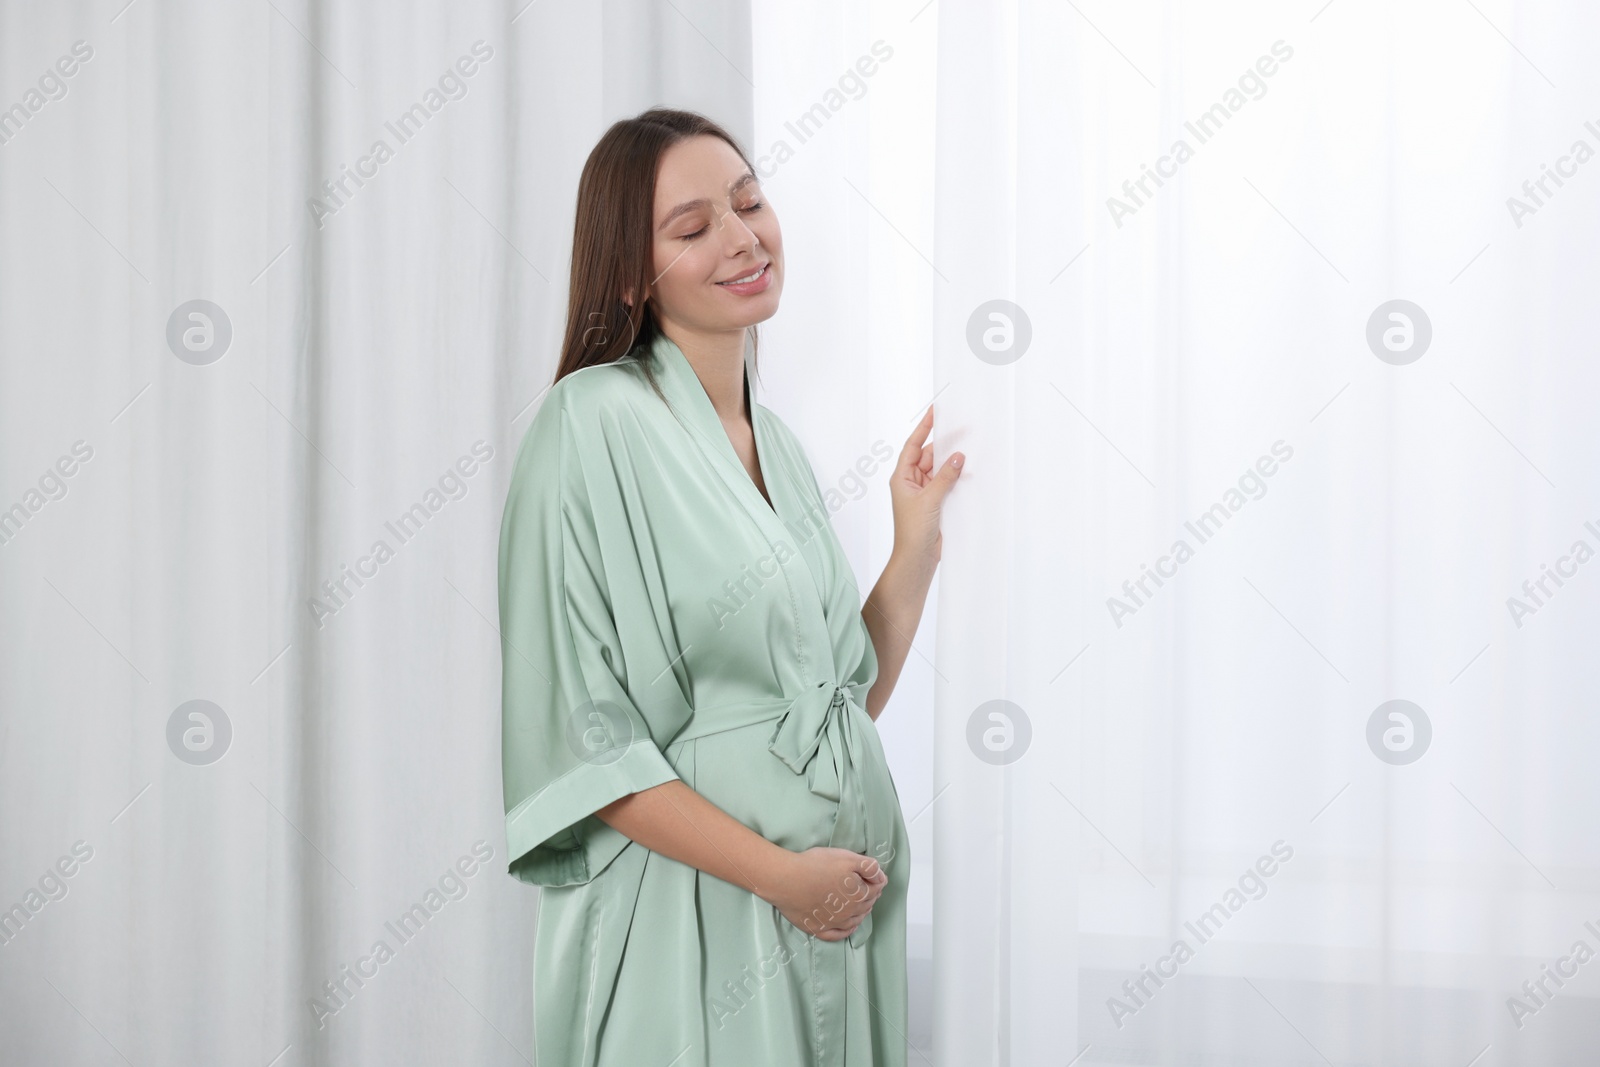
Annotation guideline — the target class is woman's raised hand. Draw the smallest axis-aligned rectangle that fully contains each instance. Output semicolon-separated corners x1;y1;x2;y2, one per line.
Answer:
889;405;964;565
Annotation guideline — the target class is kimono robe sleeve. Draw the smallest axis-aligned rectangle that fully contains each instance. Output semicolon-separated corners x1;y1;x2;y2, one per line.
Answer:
498;399;682;888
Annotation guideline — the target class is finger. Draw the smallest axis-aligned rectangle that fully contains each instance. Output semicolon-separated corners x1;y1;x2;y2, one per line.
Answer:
923;452;964;504
897;406;935;469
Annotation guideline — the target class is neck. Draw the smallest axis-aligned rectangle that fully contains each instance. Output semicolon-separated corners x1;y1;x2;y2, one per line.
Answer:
661;322;749;423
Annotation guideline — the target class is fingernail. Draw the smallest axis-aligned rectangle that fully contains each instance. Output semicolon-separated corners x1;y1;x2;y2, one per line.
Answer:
952;454;963;469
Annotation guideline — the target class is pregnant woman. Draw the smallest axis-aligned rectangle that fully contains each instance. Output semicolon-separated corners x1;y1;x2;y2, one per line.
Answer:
498;107;963;1066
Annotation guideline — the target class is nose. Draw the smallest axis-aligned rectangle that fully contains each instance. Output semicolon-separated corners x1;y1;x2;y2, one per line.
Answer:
713;205;760;255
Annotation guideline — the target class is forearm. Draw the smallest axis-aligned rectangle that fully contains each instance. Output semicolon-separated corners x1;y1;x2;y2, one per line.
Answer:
594;779;793;903
862;549;937;720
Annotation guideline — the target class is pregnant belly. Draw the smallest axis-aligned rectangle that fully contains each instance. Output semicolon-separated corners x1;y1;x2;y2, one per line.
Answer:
665;691;904;862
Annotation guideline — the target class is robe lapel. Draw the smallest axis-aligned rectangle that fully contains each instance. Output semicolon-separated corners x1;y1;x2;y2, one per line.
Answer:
647;332;779;520
645;332;836;663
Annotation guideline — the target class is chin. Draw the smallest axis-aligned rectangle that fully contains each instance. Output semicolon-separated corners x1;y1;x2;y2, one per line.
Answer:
743;295;782;327
708;289;781;329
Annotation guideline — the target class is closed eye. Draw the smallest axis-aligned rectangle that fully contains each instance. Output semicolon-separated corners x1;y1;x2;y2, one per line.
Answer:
681;202;764;241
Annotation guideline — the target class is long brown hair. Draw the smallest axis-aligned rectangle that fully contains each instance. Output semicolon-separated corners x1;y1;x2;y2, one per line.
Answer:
554;107;762;396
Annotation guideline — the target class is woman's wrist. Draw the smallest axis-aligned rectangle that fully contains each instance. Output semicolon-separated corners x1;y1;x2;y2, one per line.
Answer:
751;842;796;904
886;543;938;587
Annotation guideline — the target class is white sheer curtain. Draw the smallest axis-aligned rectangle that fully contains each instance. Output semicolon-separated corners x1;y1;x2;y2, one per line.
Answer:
0;1;754;1065
761;0;1600;1063
5;0;1597;1064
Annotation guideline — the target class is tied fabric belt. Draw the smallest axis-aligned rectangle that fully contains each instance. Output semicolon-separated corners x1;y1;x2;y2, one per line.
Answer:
669;679;895;947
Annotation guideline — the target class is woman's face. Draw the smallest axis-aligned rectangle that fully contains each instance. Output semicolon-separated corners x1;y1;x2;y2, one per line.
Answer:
645;134;782;336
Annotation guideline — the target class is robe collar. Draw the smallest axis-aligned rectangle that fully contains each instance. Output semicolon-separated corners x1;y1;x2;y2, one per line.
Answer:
642;330;782;524
637;330;855;700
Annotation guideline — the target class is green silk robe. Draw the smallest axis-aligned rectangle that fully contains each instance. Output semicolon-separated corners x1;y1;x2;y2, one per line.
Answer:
498;330;910;1066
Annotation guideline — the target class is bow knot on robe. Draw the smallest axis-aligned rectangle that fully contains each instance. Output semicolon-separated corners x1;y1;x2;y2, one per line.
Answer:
768;679;851;780
768;679;891;947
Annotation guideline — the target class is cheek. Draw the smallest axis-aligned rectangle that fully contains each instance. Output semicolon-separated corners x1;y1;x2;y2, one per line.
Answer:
650;240;675;279
755;220;781;254
646;246;691;295
653;242;710;292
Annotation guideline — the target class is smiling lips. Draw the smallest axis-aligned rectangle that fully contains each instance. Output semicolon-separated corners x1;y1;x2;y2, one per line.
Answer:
715;262;772;293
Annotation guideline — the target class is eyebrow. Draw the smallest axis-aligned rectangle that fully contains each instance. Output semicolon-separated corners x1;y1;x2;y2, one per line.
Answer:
657;171;760;231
